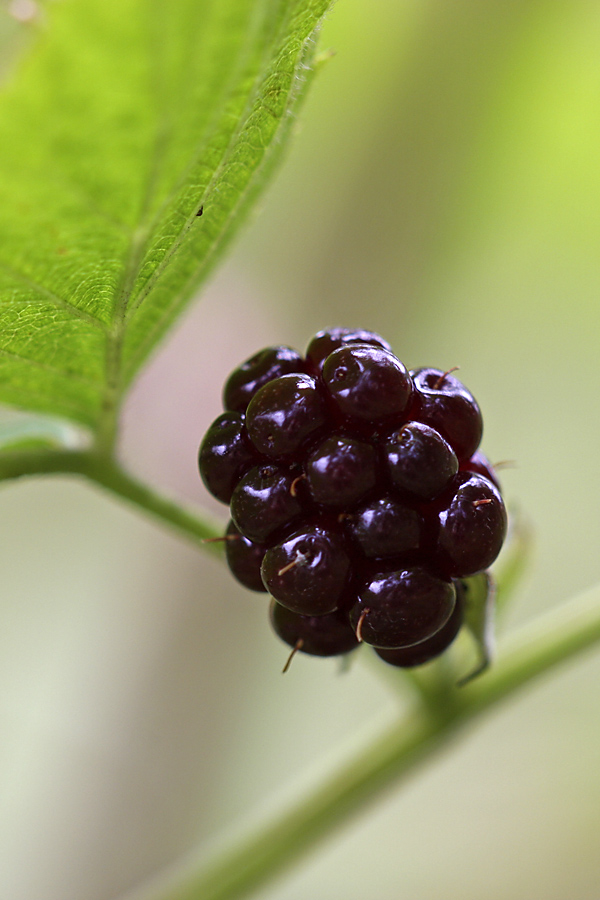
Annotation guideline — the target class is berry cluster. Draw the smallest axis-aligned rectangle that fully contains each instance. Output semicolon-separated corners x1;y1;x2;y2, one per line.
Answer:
199;328;507;670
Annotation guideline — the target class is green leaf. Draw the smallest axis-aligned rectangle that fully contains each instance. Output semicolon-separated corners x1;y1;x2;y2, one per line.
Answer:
0;0;330;444
0;409;84;454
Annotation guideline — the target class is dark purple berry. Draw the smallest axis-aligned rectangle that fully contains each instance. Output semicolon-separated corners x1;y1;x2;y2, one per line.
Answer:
349;566;456;649
323;345;413;425
230;463;304;543
245;373;328;459
385;421;458;500
261;524;351;616
198;412;259;504
305;327;392;374
374;583;464;667
305;435;378;508
224;520;267;593
460;449;501;489
410;367;483;460
436;472;507;577
347;496;422;559
269;599;359;657
223;346;305;413
198;328;507;669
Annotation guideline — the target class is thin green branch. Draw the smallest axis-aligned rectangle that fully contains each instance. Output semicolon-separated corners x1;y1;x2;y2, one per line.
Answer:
461;580;600;711
87;454;224;548
0;447;223;548
123;706;463;900
124;580;600;900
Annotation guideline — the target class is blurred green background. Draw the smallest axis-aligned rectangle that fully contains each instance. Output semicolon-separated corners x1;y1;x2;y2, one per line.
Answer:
2;1;600;898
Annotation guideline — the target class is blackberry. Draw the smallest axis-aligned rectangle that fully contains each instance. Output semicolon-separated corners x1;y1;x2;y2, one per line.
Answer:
198;328;507;671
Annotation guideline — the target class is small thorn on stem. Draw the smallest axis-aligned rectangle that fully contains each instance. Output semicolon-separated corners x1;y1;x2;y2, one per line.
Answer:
433;366;460;390
282;639;304;673
289;474;306;497
277;551;308;578
472;498;493;508
355;608;370;643
201;534;240;544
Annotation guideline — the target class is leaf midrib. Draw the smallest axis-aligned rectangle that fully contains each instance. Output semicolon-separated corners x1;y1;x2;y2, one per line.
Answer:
120;0;304;340
99;0;296;429
94;0;279;445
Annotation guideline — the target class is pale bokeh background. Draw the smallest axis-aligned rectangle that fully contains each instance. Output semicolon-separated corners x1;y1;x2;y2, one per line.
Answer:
2;1;600;899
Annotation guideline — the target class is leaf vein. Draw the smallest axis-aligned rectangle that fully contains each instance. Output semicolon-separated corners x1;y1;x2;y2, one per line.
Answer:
0;261;107;331
0;345;99;386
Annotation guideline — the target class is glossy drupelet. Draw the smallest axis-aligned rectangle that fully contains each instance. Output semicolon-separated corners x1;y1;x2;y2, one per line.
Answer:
261;524;351;616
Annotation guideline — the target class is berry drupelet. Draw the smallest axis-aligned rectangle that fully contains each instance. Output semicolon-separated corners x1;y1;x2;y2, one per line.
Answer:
199;327;507;669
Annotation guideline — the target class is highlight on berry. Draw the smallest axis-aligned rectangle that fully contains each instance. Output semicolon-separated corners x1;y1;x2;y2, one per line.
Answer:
198;327;507;673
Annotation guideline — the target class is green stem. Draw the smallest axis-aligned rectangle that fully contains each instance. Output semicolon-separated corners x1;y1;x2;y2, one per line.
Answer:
136;708;462;900
0;448;223;547
86;454;224;547
127;581;600;900
462;580;600;711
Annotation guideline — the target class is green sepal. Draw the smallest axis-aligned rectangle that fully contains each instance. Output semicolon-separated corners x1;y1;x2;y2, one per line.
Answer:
457;571;496;686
